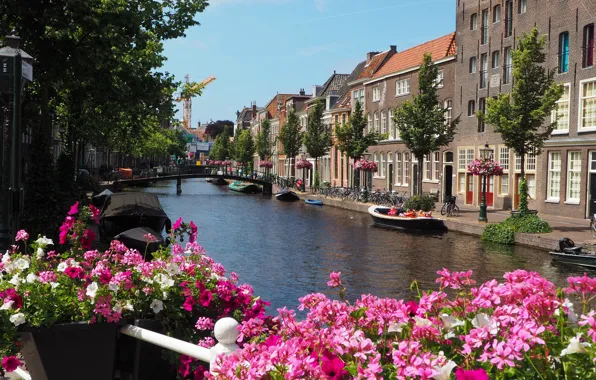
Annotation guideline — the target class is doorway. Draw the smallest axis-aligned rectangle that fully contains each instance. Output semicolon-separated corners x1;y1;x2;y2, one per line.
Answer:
478;176;494;207
388;164;393;191
444;165;453;199
466;175;474;205
590;173;596;217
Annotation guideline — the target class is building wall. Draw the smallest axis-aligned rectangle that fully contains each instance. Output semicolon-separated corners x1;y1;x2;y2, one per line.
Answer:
330;109;353;187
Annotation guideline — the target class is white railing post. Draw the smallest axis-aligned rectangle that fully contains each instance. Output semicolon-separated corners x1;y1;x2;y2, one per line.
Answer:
209;317;239;370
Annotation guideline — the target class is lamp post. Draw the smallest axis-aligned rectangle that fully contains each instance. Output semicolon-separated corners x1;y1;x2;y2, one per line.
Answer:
478;144;493;223
0;32;33;250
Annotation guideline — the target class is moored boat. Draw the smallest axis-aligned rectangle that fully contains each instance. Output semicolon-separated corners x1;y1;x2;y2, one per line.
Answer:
305;199;323;206
229;181;262;194
550;251;596;268
276;188;300;202
211;177;229;186
368;205;445;231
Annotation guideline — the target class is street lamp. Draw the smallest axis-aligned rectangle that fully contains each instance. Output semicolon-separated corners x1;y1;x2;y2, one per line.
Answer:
478;143;494;223
0;31;34;249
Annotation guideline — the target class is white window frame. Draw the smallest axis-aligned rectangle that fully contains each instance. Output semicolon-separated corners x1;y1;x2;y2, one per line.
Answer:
372;87;381;102
367;114;372;132
395;152;402;186
526;153;536;172
381;111;387;136
471;13;478;30
436;71;444;88
493;4;501;23
373;152;379;178
547;152;561;202
374;112;379;132
424;154;432;180
433;151;440;181
379;152;386;178
579;77;596;132
469;56;477;73
519;0;527;14
396;79;411;96
500;174;509;196
403;153;410;185
552;83;570;134
444;99;453;125
492;50;500;69
566;151;582;204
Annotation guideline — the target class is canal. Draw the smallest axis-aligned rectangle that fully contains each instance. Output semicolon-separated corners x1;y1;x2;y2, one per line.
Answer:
139;179;587;312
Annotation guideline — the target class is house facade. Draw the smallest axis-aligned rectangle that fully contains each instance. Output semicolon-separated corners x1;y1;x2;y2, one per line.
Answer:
453;0;596;218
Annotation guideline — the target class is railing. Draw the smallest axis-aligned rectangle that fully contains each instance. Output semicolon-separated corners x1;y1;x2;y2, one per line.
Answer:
13;317;240;380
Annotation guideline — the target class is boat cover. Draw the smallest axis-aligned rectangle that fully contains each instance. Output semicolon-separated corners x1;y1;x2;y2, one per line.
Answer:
115;227;165;256
99;193;170;239
92;189;113;208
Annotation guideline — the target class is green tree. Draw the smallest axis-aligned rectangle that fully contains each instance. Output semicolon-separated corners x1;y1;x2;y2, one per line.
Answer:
256;119;273;161
483;27;563;214
278;110;304;177
303;100;332;189
205;120;235;139
334;101;385;187
210;129;231;161
393;53;460;196
234;129;255;171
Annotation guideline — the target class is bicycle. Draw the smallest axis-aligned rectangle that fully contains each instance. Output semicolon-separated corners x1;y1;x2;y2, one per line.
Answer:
441;196;460;217
590;214;596;239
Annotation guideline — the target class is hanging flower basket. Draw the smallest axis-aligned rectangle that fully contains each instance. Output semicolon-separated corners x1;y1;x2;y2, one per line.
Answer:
259;161;273;169
205;159;214;166
354;158;378;172
214;160;223;166
295;159;312;170
221;160;233;167
467;158;504;176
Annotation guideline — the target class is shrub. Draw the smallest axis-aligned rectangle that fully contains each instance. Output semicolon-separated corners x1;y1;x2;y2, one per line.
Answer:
482;223;516;245
503;213;553;233
404;195;436;212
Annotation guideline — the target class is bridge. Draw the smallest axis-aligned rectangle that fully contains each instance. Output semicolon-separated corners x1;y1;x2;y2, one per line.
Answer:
110;166;273;195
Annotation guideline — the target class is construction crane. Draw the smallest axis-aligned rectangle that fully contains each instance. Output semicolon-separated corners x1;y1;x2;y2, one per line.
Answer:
176;74;216;130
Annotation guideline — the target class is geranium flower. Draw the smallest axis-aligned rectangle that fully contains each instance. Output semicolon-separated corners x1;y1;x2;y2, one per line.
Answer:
455;368;489;380
1;356;22;373
321;355;349;380
173;217;183;231
15;230;29;242
199;290;212;307
327;271;342;288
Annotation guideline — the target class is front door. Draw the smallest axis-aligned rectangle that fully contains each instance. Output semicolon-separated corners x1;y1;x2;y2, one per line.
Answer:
590;173;596;217
466;174;474;204
412;164;419;195
478;176;494;207
444;165;453;199
388;164;393;191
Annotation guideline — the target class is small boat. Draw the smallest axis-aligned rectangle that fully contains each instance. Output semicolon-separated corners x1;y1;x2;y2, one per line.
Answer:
305;199;323;206
368;205;445;231
276;188;300;202
229;181;262;194
210;177;229;186
115;226;166;256
550;238;596;268
206;179;213;183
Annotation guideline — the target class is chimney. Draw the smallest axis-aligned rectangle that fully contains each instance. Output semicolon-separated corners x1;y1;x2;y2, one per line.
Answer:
390;45;397;53
299;88;305;96
252;102;257;118
366;51;380;64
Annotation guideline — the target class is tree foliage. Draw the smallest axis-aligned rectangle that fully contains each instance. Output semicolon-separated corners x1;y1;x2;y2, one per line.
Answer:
303;100;332;188
483;27;563;213
256;119;273;161
393;53;460;195
234;129;255;166
335;101;385;160
205;120;234;139
210;128;231;161
278;110;304;173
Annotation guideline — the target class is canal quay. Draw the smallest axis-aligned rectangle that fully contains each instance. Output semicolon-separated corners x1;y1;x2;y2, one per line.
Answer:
137;179;585;312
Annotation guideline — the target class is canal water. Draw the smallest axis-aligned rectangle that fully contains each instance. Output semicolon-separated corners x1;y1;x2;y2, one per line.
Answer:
139;179;587;313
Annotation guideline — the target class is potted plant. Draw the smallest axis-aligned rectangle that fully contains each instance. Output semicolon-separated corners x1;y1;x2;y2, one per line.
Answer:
0;204;267;379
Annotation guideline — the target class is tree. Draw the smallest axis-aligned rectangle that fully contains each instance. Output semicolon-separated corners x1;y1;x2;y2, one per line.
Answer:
256;119;273;161
483;27;563;214
205;120;234;139
278;110;304;177
234;129;255;171
210;128;231;161
334;101;385;188
303;100;332;189
393;53;460;196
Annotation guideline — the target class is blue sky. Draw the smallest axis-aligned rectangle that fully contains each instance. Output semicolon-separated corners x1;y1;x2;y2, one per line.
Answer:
162;0;456;127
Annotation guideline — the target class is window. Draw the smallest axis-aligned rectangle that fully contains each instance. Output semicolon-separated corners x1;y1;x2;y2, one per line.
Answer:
433;152;440;180
403;153;410;185
374;112;379;132
334;148;338;179
552;83;570;133
388;111;395;139
373;87;381;102
583;24;595;68
381;111;387;135
468;100;476;116
527;174;536;198
505;0;513;37
342;114;346;125
458;148;475;171
547;152;561;200
500;147;510;171
367;114;372;132
501;174;509;195
469;56;477;73
580;78;596;130
359;89;365;105
334;115;339;126
471;13;478;31
518;0;527;14
526;153;536;171
396;79;411;96
396;153;402;185
503;47;512;84
480;53;488;88
515;154;522;171
492;50;500;69
353;91;359;107
481;9;489;45
478;98;486;132
444;99;453;125
373;153;379;176
425;154;432;180
559;32;569;74
380;153;386;177
493;4;501;23
436;71;444;88
566;152;582;203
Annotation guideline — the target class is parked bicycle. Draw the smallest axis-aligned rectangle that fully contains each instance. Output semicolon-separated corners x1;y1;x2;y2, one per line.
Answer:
440;196;460;217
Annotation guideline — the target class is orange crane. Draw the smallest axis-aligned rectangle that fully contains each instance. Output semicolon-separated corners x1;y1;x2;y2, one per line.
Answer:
176;74;216;130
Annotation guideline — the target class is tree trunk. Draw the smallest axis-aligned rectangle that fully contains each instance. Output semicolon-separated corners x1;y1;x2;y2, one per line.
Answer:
417;154;424;196
341;152;344;187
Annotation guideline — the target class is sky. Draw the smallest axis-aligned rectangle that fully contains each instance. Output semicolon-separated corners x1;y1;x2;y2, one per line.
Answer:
162;0;456;128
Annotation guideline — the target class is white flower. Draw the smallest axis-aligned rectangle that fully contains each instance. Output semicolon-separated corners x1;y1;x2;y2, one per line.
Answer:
387;322;405;333
184;249;192;255
1;252;9;264
432;360;457;380
108;283;119;293
124;302;134;311
154;274;174;289
36;248;45;260
14;257;30;270
555;298;578;323
165;263;180;276
26;273;38;283
35;236;54;246
9;274;21;287
561;333;591;356
150;299;163;314
210;272;221;281
57;262;68;272
162;292;168;301
440;314;465;330
9;313;26;326
414;317;432;327
50;282;59;289
0;300;14;310
472;313;498;335
86;282;99;299
112;304;122;313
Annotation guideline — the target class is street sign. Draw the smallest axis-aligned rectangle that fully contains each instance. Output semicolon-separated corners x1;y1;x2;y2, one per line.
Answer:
21;61;32;81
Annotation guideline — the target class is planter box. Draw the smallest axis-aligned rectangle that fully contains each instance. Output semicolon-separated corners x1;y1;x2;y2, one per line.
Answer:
20;322;121;380
510;210;539;217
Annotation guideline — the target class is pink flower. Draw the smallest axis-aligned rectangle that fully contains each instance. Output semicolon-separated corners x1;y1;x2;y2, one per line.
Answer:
195;317;215;330
67;201;80;215
455;368;489;380
183;296;197;312
15;229;29;242
327;271;342;288
1;356;21;372
81;229;96;250
143;233;157;243
189;221;198;243
89;205;101;223
321;355;349;380
65;266;83;279
405;300;419;316
198;290;212;307
173;217;183;231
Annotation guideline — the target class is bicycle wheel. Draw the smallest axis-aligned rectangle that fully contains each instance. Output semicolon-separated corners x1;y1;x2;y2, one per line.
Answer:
591;220;596;239
449;205;460;217
440;203;447;216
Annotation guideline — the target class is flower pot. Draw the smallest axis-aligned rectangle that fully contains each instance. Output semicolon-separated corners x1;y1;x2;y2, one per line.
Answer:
20;322;121;380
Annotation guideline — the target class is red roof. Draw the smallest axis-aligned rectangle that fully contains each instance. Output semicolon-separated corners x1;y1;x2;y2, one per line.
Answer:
358;50;392;80
372;33;456;79
264;94;293;119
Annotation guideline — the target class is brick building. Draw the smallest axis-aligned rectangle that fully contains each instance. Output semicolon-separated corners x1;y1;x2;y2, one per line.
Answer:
453;0;596;218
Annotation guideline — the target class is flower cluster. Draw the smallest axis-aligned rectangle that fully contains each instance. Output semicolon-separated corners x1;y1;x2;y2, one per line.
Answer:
221;160;233;167
205;159;215;166
214;160;223;166
467;158;504;176
355;158;378;172
211;269;596;379
0;207;264;378
295;159;313;170
259;161;274;169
